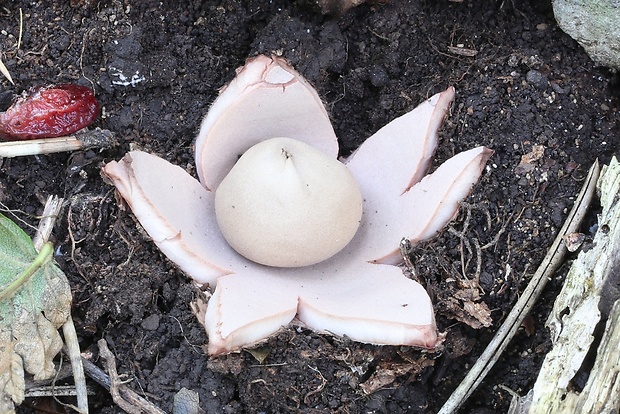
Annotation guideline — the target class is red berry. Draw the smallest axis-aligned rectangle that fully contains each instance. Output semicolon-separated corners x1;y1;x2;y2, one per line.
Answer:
0;84;100;141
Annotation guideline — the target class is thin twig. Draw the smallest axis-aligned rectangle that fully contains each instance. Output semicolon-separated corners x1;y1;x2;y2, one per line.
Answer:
97;339;166;414
481;211;514;250
32;195;63;249
98;339;141;414
25;384;96;398
438;160;600;414
50;354;84;413
472;237;484;294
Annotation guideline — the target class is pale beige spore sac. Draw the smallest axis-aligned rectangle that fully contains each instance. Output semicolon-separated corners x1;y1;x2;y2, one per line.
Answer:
214;137;363;267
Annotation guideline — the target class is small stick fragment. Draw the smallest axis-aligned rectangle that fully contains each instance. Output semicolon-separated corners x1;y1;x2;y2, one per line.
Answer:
63;318;88;414
447;46;478;57
97;339;167;414
0;128;116;158
25;384;95;398
18;8;23;50
33;195;63;249
98;339;141;414
81;356;166;414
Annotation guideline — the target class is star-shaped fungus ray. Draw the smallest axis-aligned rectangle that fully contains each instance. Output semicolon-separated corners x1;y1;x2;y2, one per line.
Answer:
103;54;492;356
343;87;493;265
348;146;493;266
204;256;437;356
345;87;455;196
103;150;245;284
204;270;299;356
296;262;437;348
195;55;339;191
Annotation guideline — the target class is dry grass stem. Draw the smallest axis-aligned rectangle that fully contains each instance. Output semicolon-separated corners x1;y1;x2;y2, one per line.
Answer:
0;56;14;85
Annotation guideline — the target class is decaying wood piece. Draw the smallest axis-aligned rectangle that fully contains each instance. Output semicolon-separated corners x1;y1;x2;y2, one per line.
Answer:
528;157;620;414
438;160;600;414
576;300;620;413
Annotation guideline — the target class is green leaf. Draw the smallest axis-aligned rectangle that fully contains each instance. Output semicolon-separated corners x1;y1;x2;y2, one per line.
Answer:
0;213;71;412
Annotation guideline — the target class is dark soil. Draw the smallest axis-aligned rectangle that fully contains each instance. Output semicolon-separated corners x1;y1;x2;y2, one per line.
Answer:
1;0;618;413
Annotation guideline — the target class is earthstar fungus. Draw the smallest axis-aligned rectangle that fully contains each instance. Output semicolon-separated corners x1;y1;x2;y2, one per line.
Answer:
214;136;363;267
103;55;493;356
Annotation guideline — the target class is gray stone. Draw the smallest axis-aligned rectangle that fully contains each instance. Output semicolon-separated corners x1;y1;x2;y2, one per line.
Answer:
141;314;160;331
553;0;620;70
526;70;548;90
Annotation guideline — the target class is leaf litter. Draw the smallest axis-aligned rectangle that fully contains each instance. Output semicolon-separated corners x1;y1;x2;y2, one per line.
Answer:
0;213;71;412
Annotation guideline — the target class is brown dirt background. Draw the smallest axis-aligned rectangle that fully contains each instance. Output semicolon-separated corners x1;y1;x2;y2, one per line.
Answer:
0;0;617;412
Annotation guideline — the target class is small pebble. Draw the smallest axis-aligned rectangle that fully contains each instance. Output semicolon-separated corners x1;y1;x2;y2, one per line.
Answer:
369;64;389;87
141;314;160;331
173;388;200;414
526;70;548;90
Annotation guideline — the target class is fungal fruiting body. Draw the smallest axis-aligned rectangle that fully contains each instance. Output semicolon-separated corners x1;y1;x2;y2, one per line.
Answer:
215;137;363;267
0;84;100;141
103;55;493;356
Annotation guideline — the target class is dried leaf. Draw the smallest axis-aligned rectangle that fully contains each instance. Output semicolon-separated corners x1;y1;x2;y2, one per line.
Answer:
360;360;434;394
462;300;493;328
443;296;492;330
516;144;545;173
0;213;71;412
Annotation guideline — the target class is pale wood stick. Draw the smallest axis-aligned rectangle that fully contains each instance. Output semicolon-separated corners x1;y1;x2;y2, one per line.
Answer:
0;128;116;158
